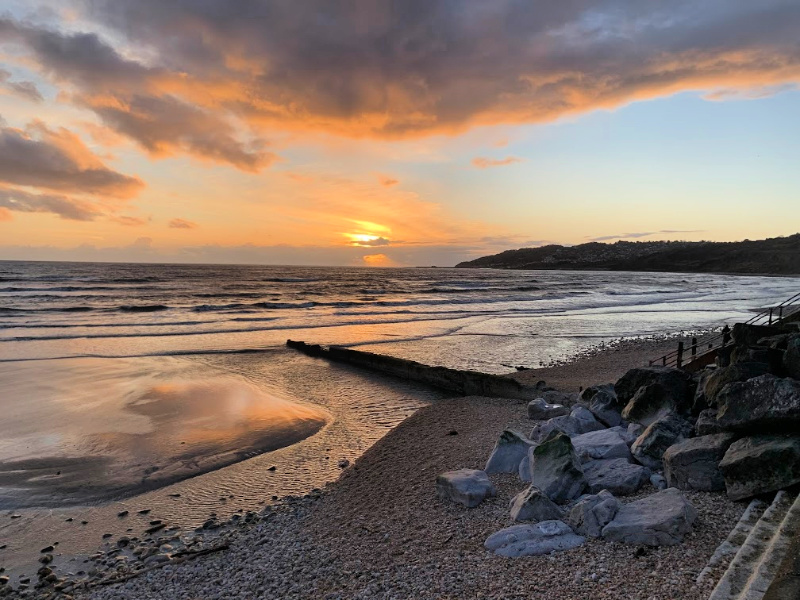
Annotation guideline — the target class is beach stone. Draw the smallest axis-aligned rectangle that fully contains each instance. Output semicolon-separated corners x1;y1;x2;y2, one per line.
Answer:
527;398;569;420
622;382;686;426
579;383;617;405
518;451;534;483
436;469;496;508
601;488;697;546
631;414;693;470
509;486;564;522
583;458;651;496
627;422;645;441
530;415;581;443
539;390;578;406
719;434;800;500
650;473;667;490
784;334;800;378
570;406;605;433
566;490;620;538
571;429;632;463
484;520;586;557
588;390;623;427
716;375;800;432
616;365;691;407
700;362;770;409
663;433;737;492
695;408;722;436
485;430;536;474
529;432;587;503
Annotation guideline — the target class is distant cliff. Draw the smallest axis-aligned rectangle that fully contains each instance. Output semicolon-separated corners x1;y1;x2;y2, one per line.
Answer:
455;234;800;275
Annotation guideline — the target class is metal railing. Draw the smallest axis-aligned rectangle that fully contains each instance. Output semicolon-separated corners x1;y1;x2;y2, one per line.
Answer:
648;291;800;369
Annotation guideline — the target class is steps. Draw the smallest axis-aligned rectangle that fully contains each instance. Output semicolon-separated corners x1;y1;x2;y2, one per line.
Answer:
708;490;800;600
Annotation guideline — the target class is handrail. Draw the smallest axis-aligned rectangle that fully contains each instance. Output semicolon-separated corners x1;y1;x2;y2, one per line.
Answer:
648;291;800;368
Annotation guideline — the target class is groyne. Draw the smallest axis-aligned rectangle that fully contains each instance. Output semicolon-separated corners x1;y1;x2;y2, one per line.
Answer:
286;340;542;400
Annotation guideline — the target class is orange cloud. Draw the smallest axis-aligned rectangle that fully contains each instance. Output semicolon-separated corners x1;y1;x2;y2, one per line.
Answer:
471;156;522;169
2;3;799;156
378;174;399;187
0;207;12;221
362;253;395;266
109;215;150;227
169;218;198;229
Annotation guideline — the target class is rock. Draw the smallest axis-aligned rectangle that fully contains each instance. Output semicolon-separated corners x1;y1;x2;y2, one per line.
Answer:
484;520;586;557
622;382;685;426
784;334;800;379
518;452;532;482
571;429;632;463
701;362;771;409
663;433;737;492
337;459;350;468
716;374;800;432
566;490;620;538
615;366;691;407
527;398;569;420
509;486;564;522
529;432;587;503
627;422;645;441
539;390;578;406
588;390;623;427
583;458;651;496
485;430;537;474
570;406;605;433
631;414;693;470
732;323;788;347
695;408;722;436
719;434;800;500
435;469;496;508
650;473;667;490
40;545;54;553
601;488;697;546
530;415;581;442
144;553;172;566
579;383;617;405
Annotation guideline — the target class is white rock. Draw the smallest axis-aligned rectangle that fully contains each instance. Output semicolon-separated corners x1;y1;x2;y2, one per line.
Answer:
601;488;697;546
436;469;495;508
566;490;620;538
528;398;569;420
571;429;633;463
485;430;536;474
484;520;586;557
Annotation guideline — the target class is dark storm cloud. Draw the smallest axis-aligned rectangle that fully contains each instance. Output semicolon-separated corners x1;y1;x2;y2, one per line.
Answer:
0;122;143;197
3;1;800;153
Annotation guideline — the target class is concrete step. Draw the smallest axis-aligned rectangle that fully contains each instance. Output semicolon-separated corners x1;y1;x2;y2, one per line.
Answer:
697;498;769;585
709;490;800;600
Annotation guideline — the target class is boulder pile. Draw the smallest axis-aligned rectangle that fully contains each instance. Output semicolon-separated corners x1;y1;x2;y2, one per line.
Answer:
436;322;800;558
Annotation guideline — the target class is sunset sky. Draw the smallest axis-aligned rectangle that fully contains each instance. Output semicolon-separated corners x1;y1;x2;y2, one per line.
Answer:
1;1;799;266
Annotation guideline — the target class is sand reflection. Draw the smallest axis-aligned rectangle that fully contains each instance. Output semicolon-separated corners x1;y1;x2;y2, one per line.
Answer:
0;358;329;508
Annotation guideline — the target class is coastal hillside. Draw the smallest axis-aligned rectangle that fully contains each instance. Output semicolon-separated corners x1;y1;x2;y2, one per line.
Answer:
455;234;800;274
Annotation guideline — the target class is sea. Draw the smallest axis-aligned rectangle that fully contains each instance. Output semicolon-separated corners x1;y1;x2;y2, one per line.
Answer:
0;261;798;572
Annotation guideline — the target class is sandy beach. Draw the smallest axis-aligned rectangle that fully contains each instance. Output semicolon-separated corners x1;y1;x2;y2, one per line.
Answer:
17;336;740;600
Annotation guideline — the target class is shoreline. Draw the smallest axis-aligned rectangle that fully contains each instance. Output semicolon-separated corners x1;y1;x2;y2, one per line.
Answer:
0;336;742;599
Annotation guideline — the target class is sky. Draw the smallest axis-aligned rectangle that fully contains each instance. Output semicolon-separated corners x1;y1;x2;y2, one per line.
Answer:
0;1;798;267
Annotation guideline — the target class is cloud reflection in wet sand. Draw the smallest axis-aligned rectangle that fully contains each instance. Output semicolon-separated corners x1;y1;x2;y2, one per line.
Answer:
0;358;329;508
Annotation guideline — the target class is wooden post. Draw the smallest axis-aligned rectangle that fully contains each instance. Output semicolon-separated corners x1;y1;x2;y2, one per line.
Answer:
769;308;773;325
662;356;666;366
691;337;697;357
779;306;784;322
676;342;684;368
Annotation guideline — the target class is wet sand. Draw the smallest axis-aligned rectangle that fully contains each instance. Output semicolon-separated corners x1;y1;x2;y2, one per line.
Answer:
0;357;329;508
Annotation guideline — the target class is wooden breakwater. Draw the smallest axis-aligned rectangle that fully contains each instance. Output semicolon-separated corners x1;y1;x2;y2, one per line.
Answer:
286;340;543;400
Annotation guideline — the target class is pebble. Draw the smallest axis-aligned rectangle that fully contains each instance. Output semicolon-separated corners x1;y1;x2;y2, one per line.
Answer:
118;510;129;518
